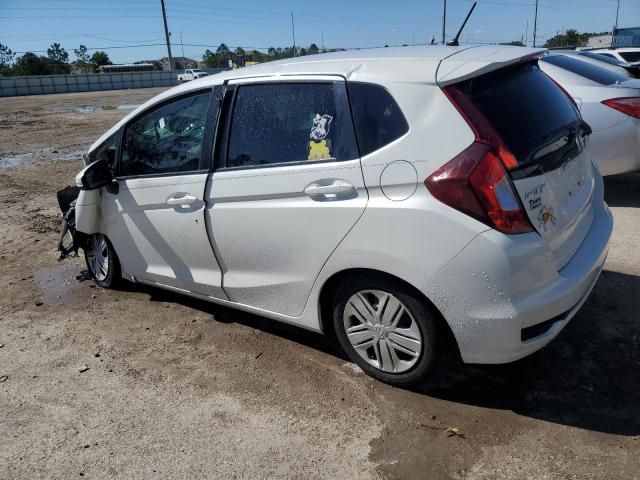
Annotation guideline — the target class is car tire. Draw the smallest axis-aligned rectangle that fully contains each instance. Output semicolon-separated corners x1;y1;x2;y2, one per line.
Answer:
84;233;121;289
331;274;439;387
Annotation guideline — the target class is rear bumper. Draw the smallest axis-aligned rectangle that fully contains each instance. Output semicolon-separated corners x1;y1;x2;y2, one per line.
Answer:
591;118;640;176
423;176;613;364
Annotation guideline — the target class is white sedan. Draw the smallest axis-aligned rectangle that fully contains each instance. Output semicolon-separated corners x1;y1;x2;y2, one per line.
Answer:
540;54;640;176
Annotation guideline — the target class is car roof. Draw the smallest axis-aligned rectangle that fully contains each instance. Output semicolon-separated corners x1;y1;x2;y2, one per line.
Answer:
89;45;544;151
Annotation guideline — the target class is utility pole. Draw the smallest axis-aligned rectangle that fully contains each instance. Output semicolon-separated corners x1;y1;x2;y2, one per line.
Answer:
291;11;296;56
180;32;184;60
160;0;173;70
525;19;529;46
321;32;324;51
612;0;620;47
532;0;539;47
442;0;447;44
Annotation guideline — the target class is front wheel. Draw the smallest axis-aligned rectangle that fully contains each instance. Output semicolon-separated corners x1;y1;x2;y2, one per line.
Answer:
84;233;121;288
332;276;439;387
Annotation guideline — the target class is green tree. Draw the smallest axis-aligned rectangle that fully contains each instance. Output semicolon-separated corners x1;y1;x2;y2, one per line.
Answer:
47;43;69;63
14;52;53;75
0;43;16;75
73;45;91;73
90;51;111;71
308;43;319;55
202;49;217;68
216;43;231;67
544;29;589;48
46;42;70;74
501;40;525;47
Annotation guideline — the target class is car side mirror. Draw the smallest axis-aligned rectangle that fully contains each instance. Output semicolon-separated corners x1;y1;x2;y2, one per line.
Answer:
79;159;117;192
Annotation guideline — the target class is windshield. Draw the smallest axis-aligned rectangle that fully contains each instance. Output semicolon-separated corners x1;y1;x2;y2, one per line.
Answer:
542;55;631;85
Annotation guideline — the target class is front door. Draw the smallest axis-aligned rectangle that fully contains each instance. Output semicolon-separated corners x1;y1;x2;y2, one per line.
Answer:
102;89;225;298
206;76;367;316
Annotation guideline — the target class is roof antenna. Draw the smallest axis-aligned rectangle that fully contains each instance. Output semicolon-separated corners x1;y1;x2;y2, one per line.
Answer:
447;1;477;47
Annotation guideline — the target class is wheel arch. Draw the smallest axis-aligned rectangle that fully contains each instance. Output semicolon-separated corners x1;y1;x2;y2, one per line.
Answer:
317;268;461;358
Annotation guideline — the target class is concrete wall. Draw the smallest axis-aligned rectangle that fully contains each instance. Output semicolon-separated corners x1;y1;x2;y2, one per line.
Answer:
0;69;227;98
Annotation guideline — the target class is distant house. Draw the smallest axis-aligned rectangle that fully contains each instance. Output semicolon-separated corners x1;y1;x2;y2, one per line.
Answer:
158;56;200;70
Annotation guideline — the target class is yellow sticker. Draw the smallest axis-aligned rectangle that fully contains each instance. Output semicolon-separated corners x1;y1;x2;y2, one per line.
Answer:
308;140;331;161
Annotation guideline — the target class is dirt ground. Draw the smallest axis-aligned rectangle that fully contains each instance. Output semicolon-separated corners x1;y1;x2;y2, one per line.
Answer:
1;88;639;480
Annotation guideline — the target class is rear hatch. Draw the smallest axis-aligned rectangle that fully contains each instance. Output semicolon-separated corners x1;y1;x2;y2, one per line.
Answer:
438;51;595;270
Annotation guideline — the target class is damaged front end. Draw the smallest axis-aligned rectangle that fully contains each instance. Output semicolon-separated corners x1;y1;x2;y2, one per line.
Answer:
56;185;81;261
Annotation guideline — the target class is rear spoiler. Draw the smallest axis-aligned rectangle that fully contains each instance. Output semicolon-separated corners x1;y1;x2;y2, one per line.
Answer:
437;46;546;86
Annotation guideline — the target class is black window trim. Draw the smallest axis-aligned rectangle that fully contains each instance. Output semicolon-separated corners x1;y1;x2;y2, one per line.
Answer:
115;87;217;181
215;78;357;173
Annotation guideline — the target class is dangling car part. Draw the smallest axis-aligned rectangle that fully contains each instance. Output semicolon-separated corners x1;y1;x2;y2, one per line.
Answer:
56;185;81;261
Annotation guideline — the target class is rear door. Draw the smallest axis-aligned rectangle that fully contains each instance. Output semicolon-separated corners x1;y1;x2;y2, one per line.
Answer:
205;76;367;316
441;59;596;269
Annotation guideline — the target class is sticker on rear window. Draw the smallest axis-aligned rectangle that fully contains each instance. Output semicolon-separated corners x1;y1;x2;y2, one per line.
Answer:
310;113;333;140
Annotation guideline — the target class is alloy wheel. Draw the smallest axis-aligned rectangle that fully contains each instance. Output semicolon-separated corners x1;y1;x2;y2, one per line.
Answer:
342;289;423;373
86;234;109;282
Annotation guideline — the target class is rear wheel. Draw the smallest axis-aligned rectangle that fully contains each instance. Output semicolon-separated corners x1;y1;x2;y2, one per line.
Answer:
332;275;439;387
84;233;120;288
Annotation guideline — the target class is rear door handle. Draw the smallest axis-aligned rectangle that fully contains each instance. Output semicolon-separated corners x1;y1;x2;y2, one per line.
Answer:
167;193;198;207
304;180;355;199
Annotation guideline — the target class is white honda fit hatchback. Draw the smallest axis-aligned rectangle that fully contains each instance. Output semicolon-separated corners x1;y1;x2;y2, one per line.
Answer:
71;45;612;386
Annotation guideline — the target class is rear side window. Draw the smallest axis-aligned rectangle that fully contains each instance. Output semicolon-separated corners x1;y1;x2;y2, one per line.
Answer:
542;55;630;84
458;62;580;164
226;82;358;168
620;51;640;63
348;83;409;156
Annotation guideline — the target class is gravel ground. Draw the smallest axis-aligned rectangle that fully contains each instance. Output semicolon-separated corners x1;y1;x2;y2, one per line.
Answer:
1;88;639;480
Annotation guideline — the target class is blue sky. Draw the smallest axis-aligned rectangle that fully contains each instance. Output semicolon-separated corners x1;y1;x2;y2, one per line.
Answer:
1;0;639;64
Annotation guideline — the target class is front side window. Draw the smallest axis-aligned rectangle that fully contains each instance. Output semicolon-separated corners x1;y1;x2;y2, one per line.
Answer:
120;91;210;176
226;82;358;168
89;133;118;170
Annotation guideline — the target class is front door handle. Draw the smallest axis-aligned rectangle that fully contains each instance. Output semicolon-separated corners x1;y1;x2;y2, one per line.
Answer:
304;180;355;199
167;193;198;207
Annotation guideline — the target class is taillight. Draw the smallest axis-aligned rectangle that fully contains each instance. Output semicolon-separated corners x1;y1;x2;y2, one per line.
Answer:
425;85;533;235
425;142;533;234
602;97;640;119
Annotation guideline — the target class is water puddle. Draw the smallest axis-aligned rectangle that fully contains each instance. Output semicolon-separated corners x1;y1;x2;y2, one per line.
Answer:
73;105;103;113
35;265;92;305
0;153;32;170
72;104;139;113
0;148;85;171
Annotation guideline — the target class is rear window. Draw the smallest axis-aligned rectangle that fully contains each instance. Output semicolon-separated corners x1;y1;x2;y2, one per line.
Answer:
578;51;623;66
620;51;640;63
347;83;409;156
542;55;630;84
458;62;580;164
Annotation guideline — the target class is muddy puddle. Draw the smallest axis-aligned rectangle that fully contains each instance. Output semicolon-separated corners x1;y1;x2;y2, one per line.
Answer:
35;265;92;305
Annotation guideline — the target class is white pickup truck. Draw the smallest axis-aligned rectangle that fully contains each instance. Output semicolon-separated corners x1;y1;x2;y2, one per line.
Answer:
177;69;209;82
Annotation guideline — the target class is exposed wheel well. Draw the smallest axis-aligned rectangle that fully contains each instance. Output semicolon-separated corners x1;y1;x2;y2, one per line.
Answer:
318;268;461;358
